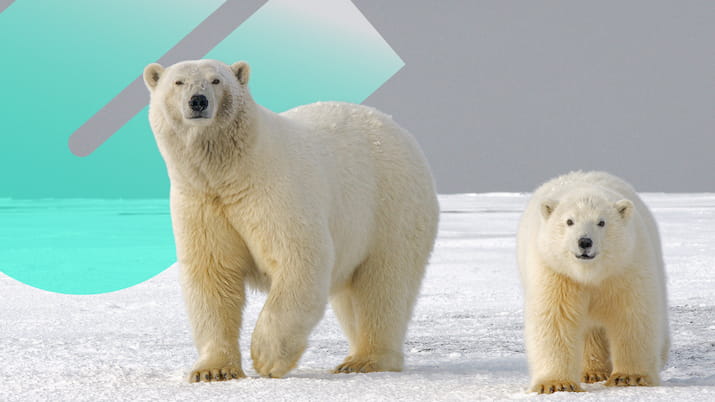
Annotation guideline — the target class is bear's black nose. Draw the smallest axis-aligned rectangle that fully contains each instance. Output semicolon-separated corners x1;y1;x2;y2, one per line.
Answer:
578;237;593;250
189;95;209;112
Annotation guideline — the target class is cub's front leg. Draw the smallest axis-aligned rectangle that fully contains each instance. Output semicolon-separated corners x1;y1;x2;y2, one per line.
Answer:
172;192;251;382
524;270;588;393
594;276;664;387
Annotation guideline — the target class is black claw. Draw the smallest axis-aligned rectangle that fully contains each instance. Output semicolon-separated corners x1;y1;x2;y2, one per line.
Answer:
204;373;211;381
194;373;200;382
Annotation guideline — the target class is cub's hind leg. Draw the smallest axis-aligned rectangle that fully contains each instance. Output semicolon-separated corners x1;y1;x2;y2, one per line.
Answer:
582;327;612;383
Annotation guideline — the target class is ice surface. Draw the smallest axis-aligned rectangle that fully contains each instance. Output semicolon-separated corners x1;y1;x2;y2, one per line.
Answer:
1;194;713;401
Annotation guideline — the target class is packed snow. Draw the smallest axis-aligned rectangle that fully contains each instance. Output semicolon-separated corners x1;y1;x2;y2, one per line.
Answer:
1;194;714;401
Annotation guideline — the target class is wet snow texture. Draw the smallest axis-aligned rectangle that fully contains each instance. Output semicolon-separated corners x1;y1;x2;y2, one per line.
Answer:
1;194;714;401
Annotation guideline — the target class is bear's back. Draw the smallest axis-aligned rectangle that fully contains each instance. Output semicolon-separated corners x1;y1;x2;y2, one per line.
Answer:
279;101;435;196
532;171;637;204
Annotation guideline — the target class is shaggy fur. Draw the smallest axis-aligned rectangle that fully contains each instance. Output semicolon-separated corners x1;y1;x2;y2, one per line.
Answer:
516;171;669;393
143;60;439;382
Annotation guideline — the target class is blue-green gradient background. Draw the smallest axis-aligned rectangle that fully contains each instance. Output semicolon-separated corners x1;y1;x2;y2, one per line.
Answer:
0;0;403;294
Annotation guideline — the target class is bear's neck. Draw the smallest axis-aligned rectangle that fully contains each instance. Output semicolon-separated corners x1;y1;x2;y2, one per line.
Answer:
161;102;265;195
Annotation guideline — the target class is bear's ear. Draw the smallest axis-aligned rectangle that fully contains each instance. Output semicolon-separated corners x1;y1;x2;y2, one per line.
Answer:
230;61;250;85
143;63;165;91
615;199;634;220
540;200;558;220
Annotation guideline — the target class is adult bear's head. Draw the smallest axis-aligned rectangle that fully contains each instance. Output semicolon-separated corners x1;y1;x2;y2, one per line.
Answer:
143;59;251;130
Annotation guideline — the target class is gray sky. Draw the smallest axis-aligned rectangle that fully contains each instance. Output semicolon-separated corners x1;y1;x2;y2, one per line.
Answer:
356;1;715;193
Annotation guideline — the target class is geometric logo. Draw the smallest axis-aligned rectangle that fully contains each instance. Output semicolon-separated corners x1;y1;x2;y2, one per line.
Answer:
0;0;404;294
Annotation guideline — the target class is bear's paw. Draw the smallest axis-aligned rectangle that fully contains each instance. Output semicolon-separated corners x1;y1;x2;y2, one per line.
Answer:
250;333;305;378
188;366;245;383
333;358;381;374
582;371;610;383
605;373;652;386
531;380;584;394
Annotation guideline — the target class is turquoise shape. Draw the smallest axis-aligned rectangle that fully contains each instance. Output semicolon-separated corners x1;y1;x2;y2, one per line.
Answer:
0;0;403;294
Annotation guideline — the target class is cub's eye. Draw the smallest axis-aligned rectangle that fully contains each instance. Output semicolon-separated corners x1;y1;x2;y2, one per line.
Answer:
598;220;606;227
211;79;220;85
566;219;574;226
175;80;184;86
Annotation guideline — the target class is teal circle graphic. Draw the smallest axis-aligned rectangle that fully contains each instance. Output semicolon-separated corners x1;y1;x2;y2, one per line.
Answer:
0;0;403;294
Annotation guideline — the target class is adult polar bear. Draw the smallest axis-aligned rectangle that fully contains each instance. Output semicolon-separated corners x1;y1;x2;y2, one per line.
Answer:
143;59;439;382
517;171;669;393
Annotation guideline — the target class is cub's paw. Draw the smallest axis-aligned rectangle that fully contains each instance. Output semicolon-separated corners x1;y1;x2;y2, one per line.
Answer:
582;371;610;383
605;373;652;386
531;380;584;394
188;366;245;383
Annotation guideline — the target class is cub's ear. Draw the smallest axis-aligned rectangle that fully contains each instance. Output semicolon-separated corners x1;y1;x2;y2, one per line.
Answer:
143;63;165;91
615;199;634;220
540;200;558;220
230;61;250;85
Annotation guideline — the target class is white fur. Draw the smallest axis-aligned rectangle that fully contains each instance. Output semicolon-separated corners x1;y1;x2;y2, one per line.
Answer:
143;60;439;381
517;171;669;393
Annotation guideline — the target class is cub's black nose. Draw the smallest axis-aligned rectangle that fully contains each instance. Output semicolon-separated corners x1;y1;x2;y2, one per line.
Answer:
578;237;593;250
189;95;208;112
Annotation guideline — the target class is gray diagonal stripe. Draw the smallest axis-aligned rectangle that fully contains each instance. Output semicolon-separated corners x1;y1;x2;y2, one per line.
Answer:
68;0;268;157
0;0;15;14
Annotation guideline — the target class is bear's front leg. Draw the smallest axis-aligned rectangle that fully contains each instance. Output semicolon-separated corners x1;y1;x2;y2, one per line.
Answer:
182;265;246;383
173;193;250;382
250;244;333;378
525;271;588;393
597;280;662;387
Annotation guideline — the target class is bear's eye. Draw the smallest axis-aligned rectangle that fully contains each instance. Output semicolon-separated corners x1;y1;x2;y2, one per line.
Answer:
566;219;574;226
175;80;184;86
212;79;220;85
598;220;606;227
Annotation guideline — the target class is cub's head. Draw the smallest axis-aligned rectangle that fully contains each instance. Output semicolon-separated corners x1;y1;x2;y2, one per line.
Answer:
143;59;251;129
537;194;635;284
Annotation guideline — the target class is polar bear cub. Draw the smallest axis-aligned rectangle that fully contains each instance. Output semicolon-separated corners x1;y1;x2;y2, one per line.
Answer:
517;171;669;393
143;59;439;382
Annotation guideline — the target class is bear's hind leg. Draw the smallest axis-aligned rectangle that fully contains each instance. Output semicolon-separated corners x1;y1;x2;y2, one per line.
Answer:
581;327;612;383
333;252;425;374
331;287;359;365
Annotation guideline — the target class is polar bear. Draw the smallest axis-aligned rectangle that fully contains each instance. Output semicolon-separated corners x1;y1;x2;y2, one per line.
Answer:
516;171;669;393
142;59;439;382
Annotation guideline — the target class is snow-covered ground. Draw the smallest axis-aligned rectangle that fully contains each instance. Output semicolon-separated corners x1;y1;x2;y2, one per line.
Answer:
1;194;714;401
